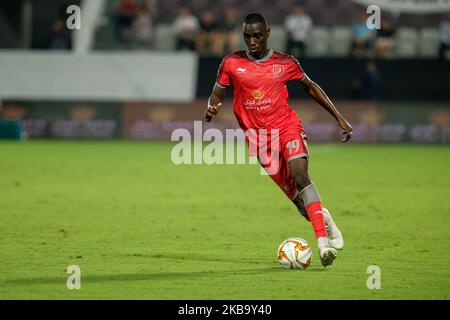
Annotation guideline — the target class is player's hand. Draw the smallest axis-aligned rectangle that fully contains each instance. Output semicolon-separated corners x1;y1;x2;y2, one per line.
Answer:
337;117;353;143
204;103;222;122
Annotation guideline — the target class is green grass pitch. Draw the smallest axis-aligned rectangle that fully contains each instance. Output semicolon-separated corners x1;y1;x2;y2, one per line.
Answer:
0;141;449;299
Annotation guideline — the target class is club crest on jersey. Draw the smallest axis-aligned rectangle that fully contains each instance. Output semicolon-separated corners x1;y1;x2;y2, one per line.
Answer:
273;64;283;77
252;90;265;100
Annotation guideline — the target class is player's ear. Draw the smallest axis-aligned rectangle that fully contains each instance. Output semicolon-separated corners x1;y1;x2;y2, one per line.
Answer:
266;27;271;38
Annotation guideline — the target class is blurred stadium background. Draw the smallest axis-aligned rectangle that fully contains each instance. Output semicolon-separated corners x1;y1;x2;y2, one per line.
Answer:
0;0;450;300
0;0;449;141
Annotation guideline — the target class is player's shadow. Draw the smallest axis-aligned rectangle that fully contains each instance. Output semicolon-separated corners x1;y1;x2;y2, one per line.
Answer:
4;265;328;286
126;252;264;264
305;267;327;272
130;253;325;272
135;253;327;272
4;267;279;286
4;253;327;286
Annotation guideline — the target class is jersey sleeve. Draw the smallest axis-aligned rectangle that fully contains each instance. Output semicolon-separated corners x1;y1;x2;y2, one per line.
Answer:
284;56;306;81
216;57;232;88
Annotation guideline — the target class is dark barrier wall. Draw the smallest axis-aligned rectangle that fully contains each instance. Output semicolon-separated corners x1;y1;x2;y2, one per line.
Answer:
1;100;448;143
0;101;120;138
197;58;450;101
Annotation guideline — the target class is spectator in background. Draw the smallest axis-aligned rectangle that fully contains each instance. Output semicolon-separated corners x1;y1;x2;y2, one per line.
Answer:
49;18;71;50
130;2;155;48
222;6;241;53
352;62;380;100
173;6;199;51
374;18;396;59
351;13;375;59
113;0;137;43
145;0;157;17
196;9;224;56
439;13;450;59
284;4;312;59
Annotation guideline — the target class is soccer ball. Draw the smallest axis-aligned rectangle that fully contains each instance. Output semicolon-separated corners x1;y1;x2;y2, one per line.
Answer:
277;237;312;270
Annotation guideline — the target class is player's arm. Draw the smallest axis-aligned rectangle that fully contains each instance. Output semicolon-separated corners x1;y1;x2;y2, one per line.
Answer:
204;84;227;122
299;75;353;143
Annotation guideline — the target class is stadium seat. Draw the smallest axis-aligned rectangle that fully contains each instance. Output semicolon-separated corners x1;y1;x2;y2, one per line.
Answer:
306;26;330;57
329;26;352;57
154;24;176;51
418;28;439;58
395;27;419;58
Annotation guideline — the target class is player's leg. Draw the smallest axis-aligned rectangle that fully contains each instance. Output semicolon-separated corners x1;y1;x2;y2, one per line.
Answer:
292;193;344;249
279;130;336;266
288;156;337;267
261;127;341;266
288;156;326;240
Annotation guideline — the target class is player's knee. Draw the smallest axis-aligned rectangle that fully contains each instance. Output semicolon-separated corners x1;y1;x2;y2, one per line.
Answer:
293;172;310;191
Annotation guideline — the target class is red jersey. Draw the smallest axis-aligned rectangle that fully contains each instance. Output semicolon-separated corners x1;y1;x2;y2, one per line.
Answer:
216;49;306;132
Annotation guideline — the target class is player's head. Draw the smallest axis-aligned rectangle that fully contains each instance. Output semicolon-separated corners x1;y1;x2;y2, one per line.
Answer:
242;13;270;56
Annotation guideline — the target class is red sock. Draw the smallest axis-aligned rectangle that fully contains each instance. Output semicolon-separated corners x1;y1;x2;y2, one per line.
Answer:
305;201;327;239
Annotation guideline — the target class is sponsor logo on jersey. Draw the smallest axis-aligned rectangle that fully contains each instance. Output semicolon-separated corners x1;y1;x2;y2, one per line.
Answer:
273;64;283;77
244;98;272;110
252;90;265;100
236;67;246;73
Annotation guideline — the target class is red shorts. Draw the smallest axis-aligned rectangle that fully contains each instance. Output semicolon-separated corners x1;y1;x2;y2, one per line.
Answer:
258;126;309;200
